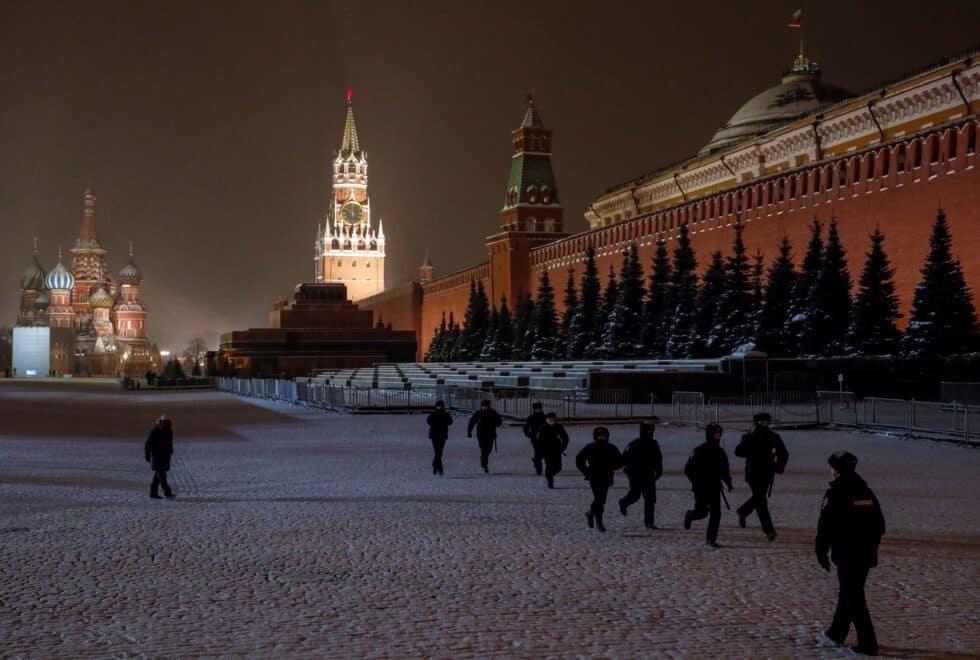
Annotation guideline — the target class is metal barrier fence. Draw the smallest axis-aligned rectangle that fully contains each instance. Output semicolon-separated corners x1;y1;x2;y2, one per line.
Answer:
215;379;980;443
433;386;635;419
864;397;980;444
217;378;637;419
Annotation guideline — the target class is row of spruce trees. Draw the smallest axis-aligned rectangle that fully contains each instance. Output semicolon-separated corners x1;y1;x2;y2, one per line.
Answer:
424;210;978;362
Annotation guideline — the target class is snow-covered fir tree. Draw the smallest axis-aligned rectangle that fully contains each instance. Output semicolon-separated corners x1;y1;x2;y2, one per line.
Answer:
531;270;559;360
847;226;902;355
709;221;755;354
511;292;536;360
589;265;619;357
566;246;600;358
784;218;823;355
800;218;851;356
598;244;645;358
479;304;500;361
457;280;490;361
902;209;980;356
493;296;514;360
756;236;797;356
424;312;448;362
443;311;462;361
557;268;579;359
641;240;672;357
663;224;698;359
690;251;725;357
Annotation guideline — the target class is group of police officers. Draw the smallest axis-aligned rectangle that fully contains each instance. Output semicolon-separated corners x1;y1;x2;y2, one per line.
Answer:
426;399;885;656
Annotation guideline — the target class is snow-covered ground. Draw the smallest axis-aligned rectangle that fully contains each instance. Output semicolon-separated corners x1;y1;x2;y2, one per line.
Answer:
1;381;977;658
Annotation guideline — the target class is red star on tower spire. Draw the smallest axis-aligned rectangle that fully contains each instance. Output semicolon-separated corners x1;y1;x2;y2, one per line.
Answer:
347;87;352;103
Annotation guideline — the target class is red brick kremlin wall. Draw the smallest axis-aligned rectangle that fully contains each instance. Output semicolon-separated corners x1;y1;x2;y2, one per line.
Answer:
530;122;979;325
364;121;979;360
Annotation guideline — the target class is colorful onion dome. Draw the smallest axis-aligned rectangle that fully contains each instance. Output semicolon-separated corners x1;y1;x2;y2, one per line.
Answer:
45;257;75;291
33;291;50;309
20;255;47;291
89;284;114;308
119;258;141;285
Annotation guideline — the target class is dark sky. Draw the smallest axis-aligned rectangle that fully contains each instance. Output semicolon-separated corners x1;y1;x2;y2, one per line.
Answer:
2;1;977;351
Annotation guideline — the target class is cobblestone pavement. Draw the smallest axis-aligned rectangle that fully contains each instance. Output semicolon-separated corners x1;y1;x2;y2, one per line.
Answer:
1;381;978;658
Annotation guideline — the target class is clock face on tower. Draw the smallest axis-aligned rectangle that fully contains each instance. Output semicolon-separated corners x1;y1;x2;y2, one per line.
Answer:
341;202;363;225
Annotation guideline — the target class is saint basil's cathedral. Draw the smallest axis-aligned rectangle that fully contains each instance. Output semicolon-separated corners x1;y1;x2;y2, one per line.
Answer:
15;186;152;376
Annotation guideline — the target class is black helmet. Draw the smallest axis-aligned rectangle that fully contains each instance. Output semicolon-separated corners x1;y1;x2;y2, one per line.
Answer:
546;411;557;420
593;426;610;441
532;402;543;410
753;412;772;424
639;422;655;439
705;423;723;440
828;450;858;474
480;399;491;407
434;400;445;409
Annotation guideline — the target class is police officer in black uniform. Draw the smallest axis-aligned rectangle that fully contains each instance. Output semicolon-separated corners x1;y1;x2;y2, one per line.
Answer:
467;399;503;473
683;423;733;547
618;422;663;529
575;427;623;533
426;400;453;475
815;450;885;656
535;412;570;488
734;412;789;541
523;402;548;475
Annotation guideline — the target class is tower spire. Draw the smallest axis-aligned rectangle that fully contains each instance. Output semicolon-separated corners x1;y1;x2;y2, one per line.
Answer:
340;88;361;157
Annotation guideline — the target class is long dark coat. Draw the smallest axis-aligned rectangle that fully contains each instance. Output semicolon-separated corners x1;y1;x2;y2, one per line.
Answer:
145;426;174;472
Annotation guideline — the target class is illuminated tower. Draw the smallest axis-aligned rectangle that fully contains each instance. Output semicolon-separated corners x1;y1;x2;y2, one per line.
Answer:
45;248;76;329
17;238;47;326
316;89;385;301
487;95;567;306
114;242;151;371
70;186;109;330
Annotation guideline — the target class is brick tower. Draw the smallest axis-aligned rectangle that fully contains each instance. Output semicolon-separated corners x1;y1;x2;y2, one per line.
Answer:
70;186;109;332
487;95;567;306
315;89;385;302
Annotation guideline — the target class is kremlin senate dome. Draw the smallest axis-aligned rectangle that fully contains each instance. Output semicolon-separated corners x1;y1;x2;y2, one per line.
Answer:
45;259;75;291
701;55;852;155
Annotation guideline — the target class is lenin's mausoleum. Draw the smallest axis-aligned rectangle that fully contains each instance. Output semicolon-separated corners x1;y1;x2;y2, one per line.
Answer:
361;48;980;360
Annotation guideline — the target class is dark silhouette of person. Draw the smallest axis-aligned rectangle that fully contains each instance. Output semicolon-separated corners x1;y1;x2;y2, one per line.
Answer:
619;422;663;529
144;415;175;499
467;400;502;473
734;412;788;542
684;424;733;547
816;451;885;656
523;402;547;475
575;427;623;532
426;400;453;475
535;412;570;489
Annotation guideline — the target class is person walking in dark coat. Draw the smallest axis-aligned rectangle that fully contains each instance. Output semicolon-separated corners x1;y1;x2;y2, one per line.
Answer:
535;412;570;489
523;402;548;475
618;422;664;529
144;415;175;499
575;427;623;532
683;424;733;547
816;451;885;656
734;412;789;542
467;399;503;473
426;400;453;476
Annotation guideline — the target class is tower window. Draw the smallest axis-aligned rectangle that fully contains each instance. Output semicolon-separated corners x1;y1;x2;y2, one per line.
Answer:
527;186;538;204
541;187;551;204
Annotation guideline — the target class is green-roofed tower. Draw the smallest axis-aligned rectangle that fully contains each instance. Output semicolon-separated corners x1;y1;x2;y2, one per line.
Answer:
500;94;563;234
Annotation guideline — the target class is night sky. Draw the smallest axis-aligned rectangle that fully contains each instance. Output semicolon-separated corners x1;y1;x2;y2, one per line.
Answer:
2;1;977;351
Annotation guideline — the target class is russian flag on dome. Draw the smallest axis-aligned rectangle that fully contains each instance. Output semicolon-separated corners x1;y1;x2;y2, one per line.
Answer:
787;9;802;28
